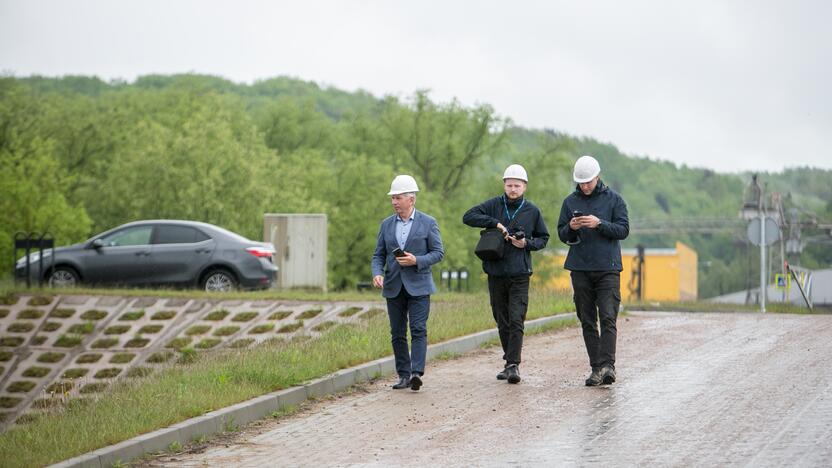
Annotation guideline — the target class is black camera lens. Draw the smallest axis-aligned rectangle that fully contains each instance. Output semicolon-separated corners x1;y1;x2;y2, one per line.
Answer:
513;230;525;240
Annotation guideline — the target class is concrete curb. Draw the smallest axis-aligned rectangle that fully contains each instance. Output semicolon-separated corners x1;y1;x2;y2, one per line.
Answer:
51;313;574;468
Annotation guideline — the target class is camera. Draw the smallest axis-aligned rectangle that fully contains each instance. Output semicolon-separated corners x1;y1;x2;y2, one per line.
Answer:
572;210;584;218
512;230;525;240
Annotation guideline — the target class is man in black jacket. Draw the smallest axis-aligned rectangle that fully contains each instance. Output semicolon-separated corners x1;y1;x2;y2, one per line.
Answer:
463;164;549;384
557;155;629;387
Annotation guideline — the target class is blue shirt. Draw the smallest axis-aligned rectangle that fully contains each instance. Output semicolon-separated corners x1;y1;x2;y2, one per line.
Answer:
395;209;416;250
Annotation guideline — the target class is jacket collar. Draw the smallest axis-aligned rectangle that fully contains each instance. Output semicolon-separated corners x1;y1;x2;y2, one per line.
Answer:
574;180;607;198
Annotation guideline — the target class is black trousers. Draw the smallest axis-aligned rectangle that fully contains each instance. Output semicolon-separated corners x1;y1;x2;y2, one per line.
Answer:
487;275;529;366
571;271;621;371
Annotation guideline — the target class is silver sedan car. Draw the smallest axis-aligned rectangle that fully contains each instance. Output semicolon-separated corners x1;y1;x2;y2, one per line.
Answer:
15;220;277;292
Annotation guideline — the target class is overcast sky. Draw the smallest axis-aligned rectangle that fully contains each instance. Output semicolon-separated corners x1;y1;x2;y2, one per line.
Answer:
1;0;830;173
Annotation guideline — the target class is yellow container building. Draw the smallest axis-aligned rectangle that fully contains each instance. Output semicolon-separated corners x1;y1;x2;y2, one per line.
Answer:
540;241;698;302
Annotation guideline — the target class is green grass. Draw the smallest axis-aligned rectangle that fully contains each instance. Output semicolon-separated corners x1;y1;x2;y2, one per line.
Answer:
297;309;322;320
49;308;75;318
79;310;107;321
0;337;25;347
22;366;51;378
54;335;83;347
90;338;119;349
110;353;136;364
0;351;12;362
0;309;8;318
146;352;173;364
338;307;362;317
204;310;230;321
63;368;90;379
104;325;131;335
28;295;53;306
7;322;35;333
42;321;62;332
276;322;304;333
138;324;164;334
248;323;274;334
119;311;145;321
268;311;292;320
36;352;65;363
185;325;211;336
231;312;258;322
76;353;102;364
124;338;150;348
67;323;95;335
150;311;177;320
0;291;573;467
212;326;240;337
17;309;44;319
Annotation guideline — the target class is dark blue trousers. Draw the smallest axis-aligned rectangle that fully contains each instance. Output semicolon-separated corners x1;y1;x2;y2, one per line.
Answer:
386;288;430;378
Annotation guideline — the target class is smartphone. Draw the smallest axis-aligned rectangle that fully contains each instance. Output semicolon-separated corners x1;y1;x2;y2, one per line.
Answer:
392;247;406;257
572;210;584;218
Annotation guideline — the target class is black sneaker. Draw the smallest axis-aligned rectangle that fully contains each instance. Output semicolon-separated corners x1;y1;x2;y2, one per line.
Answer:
506;364;521;384
585;369;603;386
496;367;508;380
600;366;616;385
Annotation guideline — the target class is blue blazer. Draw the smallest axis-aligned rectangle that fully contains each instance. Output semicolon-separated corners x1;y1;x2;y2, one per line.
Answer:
371;210;444;298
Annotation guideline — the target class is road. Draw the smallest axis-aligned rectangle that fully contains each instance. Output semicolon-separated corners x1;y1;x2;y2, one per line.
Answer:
146;312;832;467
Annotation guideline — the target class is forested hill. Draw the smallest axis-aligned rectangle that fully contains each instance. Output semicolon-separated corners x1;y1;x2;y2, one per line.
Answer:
2;74;830;297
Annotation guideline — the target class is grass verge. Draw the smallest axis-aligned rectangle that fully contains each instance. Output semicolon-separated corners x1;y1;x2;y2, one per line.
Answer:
626;300;826;315
0;291;573;467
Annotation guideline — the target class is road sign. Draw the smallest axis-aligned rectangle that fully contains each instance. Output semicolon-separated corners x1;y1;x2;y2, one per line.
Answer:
774;273;789;290
747;217;779;246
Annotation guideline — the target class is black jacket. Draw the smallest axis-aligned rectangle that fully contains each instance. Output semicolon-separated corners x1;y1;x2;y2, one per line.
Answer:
463;195;549;277
557;181;629;272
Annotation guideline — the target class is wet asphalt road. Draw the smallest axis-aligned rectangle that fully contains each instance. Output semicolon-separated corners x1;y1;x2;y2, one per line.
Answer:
148;312;832;467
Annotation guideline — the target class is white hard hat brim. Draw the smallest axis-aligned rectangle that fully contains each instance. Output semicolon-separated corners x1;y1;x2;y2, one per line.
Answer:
573;172;599;183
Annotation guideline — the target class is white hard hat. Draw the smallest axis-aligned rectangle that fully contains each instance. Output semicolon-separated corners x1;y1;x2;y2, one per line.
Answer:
387;174;420;195
573;155;601;183
502;164;528;182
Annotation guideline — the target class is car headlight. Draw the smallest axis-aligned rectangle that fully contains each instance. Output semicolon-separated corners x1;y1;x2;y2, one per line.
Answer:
16;250;51;266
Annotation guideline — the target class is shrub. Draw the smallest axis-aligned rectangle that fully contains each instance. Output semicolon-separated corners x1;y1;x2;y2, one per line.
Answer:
0;336;25;347
36;352;65;363
205;310;230;321
146;351;173;363
0;293;18;305
90;338;119;349
166;337;192;350
49;308;75;318
151;311;176;320
76;353;102;364
104;325;131;335
277;322;304;333
231;312;258;322
119;310;145;321
248;323;274;334
138;324;163;334
194;338;221;349
124;338;150;348
17;309;45;319
312;321;336;332
94;368;122;379
338;307;362;317
0;397;22;408
80;310;107;321
229;338;255;348
46;381;74;393
42;321;62;332
185;325;211;336
54;335;83;347
67;323;95;334
8;322;35;333
268;311;292;320
81;309;107;321
298;309;322;319
63;368;90;379
126;367;153;378
212;326;240;336
22;366;51;378
28;295;53;306
110;353;136;364
8;381;37;393
79;383;106;394
0;351;12;361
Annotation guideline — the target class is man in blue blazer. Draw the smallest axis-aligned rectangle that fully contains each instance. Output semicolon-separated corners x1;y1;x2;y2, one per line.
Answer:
372;174;444;391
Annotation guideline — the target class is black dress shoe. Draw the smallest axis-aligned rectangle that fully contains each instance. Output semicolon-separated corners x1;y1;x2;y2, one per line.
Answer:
506;364;521;384
600;366;616;385
392;375;411;389
410;374;423;391
496;367;508;380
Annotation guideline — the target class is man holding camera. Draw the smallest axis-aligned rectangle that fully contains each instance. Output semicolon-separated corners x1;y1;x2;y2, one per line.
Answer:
463;164;549;384
372;175;444;391
557;155;629;387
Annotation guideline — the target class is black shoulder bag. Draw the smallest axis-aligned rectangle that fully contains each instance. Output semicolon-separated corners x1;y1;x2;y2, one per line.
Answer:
474;216;519;261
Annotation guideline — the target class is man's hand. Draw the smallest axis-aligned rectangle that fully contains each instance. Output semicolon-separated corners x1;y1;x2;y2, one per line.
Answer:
496;222;509;239
395;251;417;267
373;275;384;288
508;235;527;249
569;216;583;231
581;215;601;228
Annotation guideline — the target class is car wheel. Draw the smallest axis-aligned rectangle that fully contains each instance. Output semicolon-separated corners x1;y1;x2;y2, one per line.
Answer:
48;267;80;288
202;269;237;292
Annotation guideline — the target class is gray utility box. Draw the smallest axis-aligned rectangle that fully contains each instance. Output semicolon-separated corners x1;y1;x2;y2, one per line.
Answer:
263;214;327;291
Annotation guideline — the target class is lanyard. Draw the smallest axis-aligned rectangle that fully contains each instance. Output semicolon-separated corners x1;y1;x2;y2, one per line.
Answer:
502;196;525;224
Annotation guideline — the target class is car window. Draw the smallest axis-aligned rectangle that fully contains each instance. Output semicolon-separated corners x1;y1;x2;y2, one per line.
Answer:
154;225;210;244
100;226;153;247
